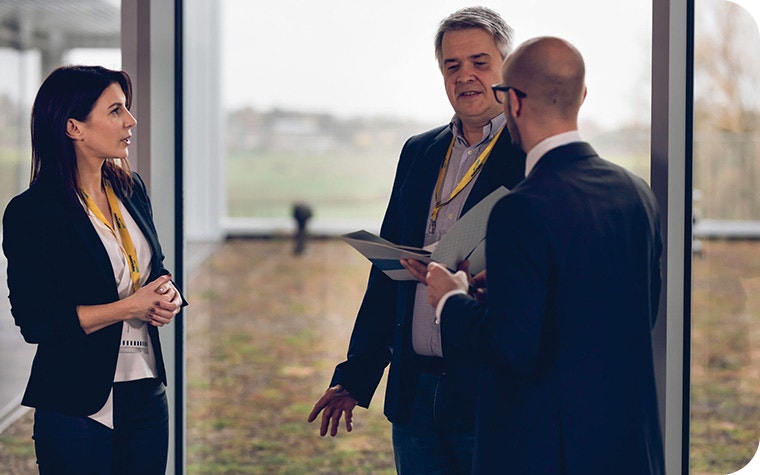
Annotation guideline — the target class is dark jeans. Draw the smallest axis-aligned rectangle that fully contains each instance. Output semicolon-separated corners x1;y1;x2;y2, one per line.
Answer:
33;378;169;475
392;372;475;475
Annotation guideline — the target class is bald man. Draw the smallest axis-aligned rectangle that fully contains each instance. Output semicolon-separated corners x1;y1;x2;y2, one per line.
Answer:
426;37;665;474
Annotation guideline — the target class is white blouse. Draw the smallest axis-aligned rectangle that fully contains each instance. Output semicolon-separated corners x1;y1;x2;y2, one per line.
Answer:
81;194;157;428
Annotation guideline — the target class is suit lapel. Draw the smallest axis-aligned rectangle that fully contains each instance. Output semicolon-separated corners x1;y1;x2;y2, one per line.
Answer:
67;197;121;295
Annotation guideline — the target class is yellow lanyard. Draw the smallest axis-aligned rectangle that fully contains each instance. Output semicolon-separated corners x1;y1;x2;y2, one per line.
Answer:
430;126;504;230
81;181;141;293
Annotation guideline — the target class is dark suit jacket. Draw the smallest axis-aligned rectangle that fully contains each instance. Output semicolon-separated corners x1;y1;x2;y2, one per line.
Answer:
2;172;178;417
331;124;525;428
442;142;665;474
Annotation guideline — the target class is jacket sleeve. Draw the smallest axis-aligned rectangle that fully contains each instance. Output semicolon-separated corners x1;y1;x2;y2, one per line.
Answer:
329;133;426;407
2;193;91;344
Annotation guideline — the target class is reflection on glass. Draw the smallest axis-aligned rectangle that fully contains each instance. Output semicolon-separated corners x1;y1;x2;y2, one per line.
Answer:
691;0;760;473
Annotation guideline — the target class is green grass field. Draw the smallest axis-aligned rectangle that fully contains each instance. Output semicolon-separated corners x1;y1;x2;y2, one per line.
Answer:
226;150;398;220
225;148;651;221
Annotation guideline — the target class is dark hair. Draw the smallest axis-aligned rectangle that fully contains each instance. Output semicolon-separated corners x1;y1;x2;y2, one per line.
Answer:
30;65;134;204
434;6;514;69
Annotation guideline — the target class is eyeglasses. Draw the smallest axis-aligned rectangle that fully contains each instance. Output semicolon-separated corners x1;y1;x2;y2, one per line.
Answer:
491;84;527;104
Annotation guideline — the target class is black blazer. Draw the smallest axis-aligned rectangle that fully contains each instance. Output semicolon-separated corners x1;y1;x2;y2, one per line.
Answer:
442;143;665;474
2;172;178;416
331;124;525;428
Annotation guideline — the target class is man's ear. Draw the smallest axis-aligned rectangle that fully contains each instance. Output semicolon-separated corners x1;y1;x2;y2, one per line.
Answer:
508;93;521;119
66;118;83;140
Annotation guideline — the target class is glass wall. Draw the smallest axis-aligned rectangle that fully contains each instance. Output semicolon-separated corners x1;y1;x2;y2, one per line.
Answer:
214;0;652;231
691;0;760;473
0;0;121;214
0;50;32;224
183;1;653;472
0;0;120;211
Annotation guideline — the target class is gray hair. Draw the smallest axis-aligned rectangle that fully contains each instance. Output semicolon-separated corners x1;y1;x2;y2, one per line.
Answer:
434;6;514;69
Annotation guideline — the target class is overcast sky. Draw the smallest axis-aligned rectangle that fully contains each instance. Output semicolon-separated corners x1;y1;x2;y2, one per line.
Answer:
219;0;759;129
221;0;652;129
2;0;757;131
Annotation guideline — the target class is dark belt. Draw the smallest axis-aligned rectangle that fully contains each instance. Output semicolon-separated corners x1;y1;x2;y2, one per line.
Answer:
417;355;445;375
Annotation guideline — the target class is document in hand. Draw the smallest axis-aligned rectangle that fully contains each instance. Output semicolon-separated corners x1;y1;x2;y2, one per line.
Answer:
341;186;510;280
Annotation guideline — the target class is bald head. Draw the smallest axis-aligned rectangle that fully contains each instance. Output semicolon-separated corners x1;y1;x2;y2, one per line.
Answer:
503;36;586;123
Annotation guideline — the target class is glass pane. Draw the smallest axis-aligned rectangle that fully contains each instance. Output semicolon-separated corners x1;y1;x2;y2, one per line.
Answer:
219;0;652;223
184;1;652;472
691;0;760;473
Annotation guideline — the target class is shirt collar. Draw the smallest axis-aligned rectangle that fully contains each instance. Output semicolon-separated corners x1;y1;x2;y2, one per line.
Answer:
449;113;507;147
525;130;584;177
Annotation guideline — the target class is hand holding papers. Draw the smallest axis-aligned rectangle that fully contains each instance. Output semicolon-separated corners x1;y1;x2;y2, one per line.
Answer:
341;230;434;280
341;186;509;280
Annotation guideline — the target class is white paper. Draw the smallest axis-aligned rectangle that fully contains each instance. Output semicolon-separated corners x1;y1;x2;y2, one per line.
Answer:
341;186;509;280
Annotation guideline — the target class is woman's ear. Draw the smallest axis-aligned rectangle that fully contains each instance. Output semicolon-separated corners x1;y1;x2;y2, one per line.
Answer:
66;118;83;140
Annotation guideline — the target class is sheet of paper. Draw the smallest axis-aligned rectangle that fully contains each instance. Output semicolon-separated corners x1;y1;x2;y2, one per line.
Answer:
341;186;509;280
430;186;509;274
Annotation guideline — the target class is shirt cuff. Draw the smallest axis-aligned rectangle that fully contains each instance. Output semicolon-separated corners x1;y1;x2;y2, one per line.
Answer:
435;289;468;324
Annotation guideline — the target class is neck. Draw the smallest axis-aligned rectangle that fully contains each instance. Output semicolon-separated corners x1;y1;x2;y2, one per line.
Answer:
458;110;502;146
521;121;579;155
461;126;483;147
460;119;491;147
77;163;104;196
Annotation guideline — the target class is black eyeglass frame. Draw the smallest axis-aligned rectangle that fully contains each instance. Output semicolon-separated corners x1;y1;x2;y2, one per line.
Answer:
491;84;527;104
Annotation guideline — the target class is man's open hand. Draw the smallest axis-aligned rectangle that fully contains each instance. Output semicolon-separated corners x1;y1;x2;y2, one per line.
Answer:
307;385;359;436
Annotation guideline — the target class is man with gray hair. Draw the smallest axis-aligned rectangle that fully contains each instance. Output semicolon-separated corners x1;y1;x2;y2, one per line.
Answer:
309;6;525;474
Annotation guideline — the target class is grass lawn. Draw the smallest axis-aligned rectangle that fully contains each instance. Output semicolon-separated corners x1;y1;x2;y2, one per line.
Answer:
184;238;395;474
226;151;397;220
689;240;760;474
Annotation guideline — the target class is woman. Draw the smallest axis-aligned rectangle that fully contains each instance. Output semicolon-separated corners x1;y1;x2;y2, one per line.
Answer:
2;65;185;474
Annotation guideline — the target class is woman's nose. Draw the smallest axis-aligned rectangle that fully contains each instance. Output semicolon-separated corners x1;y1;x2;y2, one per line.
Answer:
125;110;137;127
